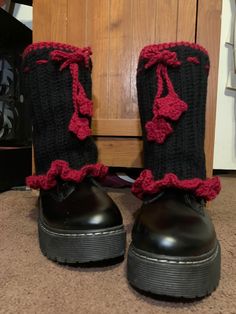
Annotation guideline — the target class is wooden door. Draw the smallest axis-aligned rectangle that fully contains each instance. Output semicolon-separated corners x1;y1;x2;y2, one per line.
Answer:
33;0;222;177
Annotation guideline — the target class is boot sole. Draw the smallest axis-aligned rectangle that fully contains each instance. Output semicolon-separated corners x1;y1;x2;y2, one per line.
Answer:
38;219;126;264
127;242;221;298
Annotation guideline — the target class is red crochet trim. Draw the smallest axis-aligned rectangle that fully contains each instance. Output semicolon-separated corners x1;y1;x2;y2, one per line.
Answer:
22;41;85;59
131;170;221;201
140;48;188;144
36;60;48;64
140;42;209;58
187;56;200;64
26;160;108;190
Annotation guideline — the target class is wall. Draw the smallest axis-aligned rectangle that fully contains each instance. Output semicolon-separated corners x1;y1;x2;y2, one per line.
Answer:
214;0;236;169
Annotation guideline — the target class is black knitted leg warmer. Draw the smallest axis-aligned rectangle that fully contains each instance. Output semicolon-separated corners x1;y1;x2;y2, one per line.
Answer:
132;42;221;201
22;42;107;189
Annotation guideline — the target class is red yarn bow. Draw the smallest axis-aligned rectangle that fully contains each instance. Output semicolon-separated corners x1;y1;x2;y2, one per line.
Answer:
144;50;181;69
50;48;93;140
142;49;188;144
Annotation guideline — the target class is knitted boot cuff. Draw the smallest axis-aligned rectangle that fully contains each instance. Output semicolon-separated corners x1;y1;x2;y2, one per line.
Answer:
26;160;108;190
139;42;209;144
23;41;93;140
131;170;221;201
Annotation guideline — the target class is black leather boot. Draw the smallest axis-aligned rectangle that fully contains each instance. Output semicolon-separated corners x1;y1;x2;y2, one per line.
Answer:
127;42;221;298
22;42;125;264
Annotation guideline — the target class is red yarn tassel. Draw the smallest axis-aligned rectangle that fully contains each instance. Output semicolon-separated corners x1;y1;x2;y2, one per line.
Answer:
155;95;188;121
68;114;92;140
50;48;93;140
145;118;173;144
140;49;188;144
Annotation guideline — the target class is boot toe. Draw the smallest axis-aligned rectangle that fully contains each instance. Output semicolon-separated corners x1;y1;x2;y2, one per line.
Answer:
132;192;217;257
40;180;123;230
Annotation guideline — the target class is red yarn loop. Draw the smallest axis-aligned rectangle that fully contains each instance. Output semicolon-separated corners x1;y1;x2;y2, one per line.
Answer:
187;56;200;65
140;48;188;144
50;48;93;140
50;48;91;70
131;170;221;201
144;50;181;69
76;90;93;116
26;160;108;190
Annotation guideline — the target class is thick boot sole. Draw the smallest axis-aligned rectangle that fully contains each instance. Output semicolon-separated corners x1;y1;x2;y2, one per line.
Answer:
38;219;126;264
127;242;221;298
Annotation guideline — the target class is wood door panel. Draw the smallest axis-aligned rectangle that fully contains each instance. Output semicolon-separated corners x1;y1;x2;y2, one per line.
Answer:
66;0;197;138
32;0;221;176
96;137;143;167
196;0;222;177
108;0;133;120
155;0;178;42
177;0;197;41
130;0;157;120
67;0;86;45
92;119;141;136
33;0;67;42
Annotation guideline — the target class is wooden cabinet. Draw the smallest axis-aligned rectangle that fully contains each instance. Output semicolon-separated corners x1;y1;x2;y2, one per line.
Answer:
33;0;222;177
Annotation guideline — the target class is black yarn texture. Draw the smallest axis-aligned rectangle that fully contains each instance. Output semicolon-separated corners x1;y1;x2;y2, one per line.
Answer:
137;45;209;180
22;46;98;175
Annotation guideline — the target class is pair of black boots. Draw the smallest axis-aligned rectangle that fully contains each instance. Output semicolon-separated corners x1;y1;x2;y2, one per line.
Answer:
22;41;221;299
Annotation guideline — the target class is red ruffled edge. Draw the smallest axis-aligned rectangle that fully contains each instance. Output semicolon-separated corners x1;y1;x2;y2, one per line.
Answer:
139;41;209;60
26;160;108;190
22;41;91;59
131;170;221;201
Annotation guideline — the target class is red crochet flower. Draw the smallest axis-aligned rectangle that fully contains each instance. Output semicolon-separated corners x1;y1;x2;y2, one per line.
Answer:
145;118;173;144
154;95;188;121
